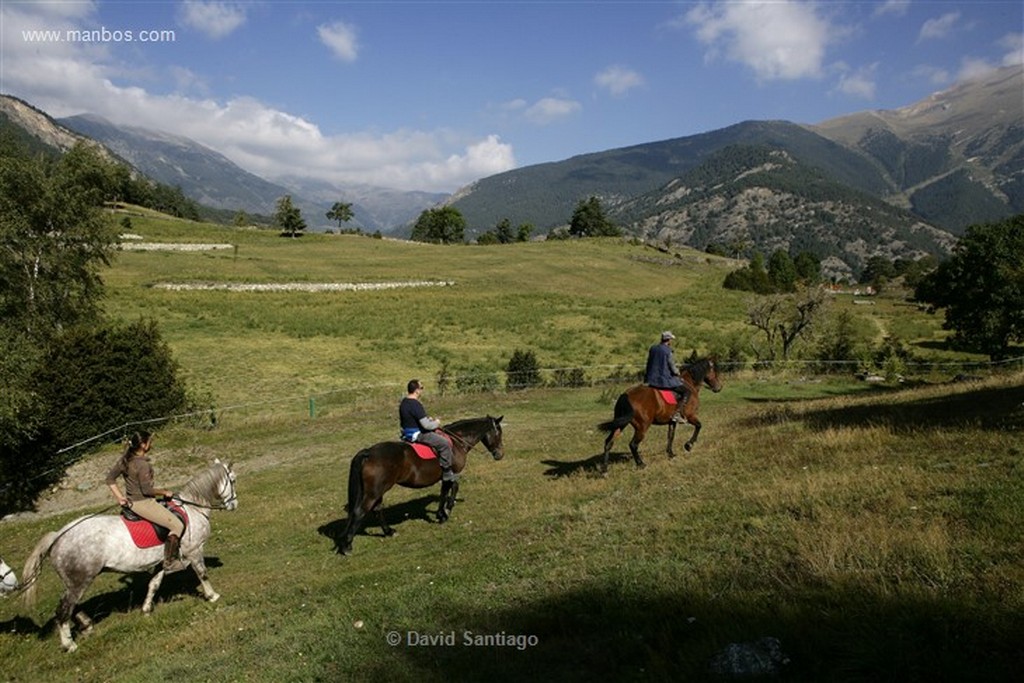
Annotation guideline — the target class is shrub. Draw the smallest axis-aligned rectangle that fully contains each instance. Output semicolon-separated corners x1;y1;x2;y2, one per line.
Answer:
453;364;500;393
34;318;190;457
550;367;589;388
506;349;542;390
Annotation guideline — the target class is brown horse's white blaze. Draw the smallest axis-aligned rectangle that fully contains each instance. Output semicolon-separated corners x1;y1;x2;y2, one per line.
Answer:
598;358;722;472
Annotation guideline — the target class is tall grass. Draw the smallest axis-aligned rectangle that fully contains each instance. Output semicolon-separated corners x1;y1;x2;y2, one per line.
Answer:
1;213;1020;681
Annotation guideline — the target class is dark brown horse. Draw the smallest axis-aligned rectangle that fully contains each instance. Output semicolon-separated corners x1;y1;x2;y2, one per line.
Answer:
598;358;722;472
339;415;504;554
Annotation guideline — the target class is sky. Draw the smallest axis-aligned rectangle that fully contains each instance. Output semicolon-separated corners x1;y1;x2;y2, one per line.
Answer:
2;1;1022;193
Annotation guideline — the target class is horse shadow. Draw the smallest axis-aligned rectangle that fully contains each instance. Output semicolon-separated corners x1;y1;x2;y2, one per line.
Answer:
318;494;437;553
22;558;224;641
542;452;632;478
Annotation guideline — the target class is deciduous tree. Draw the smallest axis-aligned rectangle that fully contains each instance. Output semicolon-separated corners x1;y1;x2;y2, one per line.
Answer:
915;215;1024;359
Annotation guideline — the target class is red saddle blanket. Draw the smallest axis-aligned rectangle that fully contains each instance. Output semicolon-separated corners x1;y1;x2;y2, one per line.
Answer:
408;433;454;460
658;389;678;405
120;502;188;548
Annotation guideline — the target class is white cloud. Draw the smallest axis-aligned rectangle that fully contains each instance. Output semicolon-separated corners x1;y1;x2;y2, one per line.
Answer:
918;11;960;42
594;65;644;97
0;4;510;192
873;0;910;19
835;63;878;100
178;1;247;40
909;64;952;87
684;0;834;81
524;97;582;125
998;32;1024;66
318;21;359;62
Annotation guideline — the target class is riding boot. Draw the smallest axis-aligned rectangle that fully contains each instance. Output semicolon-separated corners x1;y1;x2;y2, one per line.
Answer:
672;389;690;422
163;533;180;570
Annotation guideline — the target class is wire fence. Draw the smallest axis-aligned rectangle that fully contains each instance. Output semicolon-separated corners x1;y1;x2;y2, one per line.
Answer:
4;356;1022;510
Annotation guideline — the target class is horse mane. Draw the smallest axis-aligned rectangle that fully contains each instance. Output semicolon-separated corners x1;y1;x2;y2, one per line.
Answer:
682;357;712;385
442;415;497;435
179;462;225;505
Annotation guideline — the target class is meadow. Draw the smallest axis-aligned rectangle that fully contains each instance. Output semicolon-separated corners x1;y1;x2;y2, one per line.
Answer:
1;212;1021;681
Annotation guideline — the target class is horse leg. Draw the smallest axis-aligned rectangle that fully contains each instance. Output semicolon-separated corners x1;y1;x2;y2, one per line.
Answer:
74;611;94;634
684;419;702;452
630;423;648;469
445;480;460;516
666;421;677;458
437;480;452;523
142;569;166;614
602;428;621;474
56;583;91;652
373;497;395;537
187;553;220;603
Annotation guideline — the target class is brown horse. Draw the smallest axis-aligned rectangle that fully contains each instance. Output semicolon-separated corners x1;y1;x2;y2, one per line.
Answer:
339;415;504;555
598;358;722;472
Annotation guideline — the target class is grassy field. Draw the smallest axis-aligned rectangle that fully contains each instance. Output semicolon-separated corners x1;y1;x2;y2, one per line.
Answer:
1;212;1021;681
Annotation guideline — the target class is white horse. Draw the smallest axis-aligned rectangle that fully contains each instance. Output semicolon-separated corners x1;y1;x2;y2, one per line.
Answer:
0;557;17;596
22;460;237;652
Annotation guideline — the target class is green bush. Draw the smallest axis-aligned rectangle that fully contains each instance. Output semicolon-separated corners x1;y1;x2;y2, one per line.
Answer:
506;349;542;390
453;364;500;393
33;318;190;460
550;367;589;388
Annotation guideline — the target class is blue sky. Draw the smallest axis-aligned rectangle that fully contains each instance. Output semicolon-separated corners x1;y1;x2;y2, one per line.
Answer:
2;1;1022;192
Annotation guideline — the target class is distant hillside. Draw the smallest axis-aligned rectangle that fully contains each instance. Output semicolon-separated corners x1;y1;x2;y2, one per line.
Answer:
613;145;956;280
447;65;1022;241
810;65;1024;233
57;113;324;223
0;95;113;160
445;119;889;236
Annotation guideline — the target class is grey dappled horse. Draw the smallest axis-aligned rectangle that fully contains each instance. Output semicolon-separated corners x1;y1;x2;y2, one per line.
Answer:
22;460;237;651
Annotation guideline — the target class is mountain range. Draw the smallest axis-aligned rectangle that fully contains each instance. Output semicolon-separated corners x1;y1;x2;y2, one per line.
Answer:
446;65;1022;270
1;65;1020;276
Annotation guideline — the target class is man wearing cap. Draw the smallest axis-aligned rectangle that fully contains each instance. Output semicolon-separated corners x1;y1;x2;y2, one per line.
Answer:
644;331;689;422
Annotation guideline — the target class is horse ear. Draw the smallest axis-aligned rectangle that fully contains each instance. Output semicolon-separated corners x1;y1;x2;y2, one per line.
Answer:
214;457;221;465
496;415;503;423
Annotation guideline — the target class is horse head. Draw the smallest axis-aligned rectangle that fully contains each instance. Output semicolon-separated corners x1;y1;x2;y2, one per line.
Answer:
703;358;724;393
213;459;239;511
482;415;505;460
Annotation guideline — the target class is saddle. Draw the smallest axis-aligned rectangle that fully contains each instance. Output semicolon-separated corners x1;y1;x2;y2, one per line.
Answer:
657;389;678;405
119;500;188;549
402;432;454;460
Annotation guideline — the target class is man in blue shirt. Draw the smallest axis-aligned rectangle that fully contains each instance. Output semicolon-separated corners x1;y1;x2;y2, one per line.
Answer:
644;331;689;421
399;379;456;481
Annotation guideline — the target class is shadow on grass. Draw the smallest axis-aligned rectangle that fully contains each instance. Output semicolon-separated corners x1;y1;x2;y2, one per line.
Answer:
318;495;438;553
354;581;1023;682
744;383;1024;433
21;559;223;644
540;452;634;478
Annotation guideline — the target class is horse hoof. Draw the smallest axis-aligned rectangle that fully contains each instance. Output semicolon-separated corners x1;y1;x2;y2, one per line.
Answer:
684;443;693;452
208;593;221;603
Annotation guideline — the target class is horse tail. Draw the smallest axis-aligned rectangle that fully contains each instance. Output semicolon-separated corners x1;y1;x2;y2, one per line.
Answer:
21;531;58;609
598;393;633;433
346;449;370;516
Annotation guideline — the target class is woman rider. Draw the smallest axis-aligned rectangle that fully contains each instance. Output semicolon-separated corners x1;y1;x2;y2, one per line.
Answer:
105;431;184;570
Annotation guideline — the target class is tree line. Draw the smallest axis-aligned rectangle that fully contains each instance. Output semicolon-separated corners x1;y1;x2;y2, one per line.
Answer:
0;136;195;514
